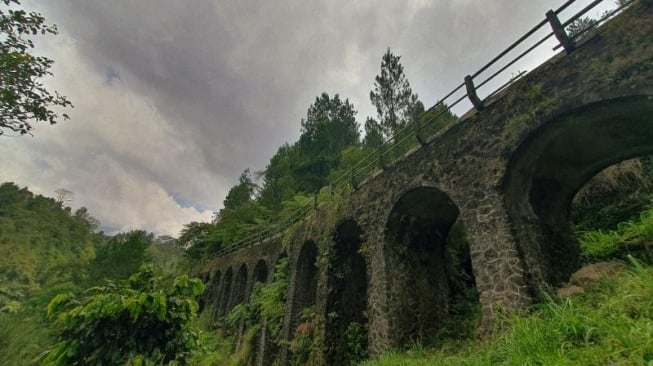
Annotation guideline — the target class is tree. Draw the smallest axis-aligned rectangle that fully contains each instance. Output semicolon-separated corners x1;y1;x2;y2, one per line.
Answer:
54;188;73;204
259;93;360;209
566;16;597;39
223;169;257;210
362;117;383;148
295;92;360;193
369;48;420;140
88;230;153;284
299;92;360;150
0;0;72;136
44;265;204;365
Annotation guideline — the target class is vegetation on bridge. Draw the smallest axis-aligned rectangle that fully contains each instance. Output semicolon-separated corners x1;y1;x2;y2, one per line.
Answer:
1;0;652;365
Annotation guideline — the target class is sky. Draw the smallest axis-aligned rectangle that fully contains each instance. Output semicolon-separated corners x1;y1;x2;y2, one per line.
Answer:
0;0;617;237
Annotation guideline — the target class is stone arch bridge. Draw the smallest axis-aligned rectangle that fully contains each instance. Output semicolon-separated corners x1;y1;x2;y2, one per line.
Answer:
197;2;653;364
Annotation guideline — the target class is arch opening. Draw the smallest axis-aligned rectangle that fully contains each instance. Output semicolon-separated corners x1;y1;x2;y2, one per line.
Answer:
255;252;289;366
384;186;477;347
288;241;319;363
209;270;222;321
504;95;653;286
253;259;269;284
219;267;234;318
326;219;369;365
229;263;248;311
196;272;211;314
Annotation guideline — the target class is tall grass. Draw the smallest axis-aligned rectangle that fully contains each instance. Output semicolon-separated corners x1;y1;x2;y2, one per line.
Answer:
363;206;653;366
579;207;653;261
362;260;653;366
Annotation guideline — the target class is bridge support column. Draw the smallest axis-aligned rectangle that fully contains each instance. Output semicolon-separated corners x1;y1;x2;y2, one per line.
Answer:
459;190;532;334
361;225;392;358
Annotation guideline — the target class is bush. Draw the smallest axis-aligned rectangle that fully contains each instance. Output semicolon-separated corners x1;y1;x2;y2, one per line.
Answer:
43;265;204;365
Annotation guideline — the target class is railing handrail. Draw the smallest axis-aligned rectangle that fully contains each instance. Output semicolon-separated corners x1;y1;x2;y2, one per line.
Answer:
203;0;626;261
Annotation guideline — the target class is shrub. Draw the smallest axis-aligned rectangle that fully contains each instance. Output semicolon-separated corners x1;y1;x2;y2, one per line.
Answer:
43;265;204;365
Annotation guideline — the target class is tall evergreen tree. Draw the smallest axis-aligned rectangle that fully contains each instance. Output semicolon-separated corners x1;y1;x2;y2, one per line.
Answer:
295;92;360;193
223;169;257;210
259;93;360;209
369;48;421;140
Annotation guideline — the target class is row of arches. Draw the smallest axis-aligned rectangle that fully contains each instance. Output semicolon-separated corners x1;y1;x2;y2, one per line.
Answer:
203;95;652;363
206;258;272;320
282;95;653;361
284;192;477;363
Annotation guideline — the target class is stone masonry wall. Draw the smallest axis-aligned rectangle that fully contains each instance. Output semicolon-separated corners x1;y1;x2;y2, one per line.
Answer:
200;2;653;363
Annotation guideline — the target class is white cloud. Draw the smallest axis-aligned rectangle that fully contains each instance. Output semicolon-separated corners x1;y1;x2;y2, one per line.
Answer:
0;29;215;236
3;0;611;238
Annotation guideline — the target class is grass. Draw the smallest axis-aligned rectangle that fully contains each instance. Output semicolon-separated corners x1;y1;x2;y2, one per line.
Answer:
579;207;653;261
362;207;653;366
362;259;653;365
190;203;653;366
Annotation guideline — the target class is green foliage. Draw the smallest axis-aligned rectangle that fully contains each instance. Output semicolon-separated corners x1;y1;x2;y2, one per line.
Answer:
369;48;420;139
362;260;653;366
291;307;318;366
0;0;72;136
180;200;273;259
328;145;376;189
0;182;97;312
578;206;653;261
249;257;289;337
223;169;257;210
574;192;652;232
572;158;653;232
179;221;220;260
88;230;153;284
259;92;360;210
222;257;289;336
345;322;369;364
149;237;187;280
186;92;364;259
194;257;289;365
566;17;597;39
44;265;205;365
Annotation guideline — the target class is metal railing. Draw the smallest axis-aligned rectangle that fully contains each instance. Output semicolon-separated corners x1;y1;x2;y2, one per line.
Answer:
204;0;632;260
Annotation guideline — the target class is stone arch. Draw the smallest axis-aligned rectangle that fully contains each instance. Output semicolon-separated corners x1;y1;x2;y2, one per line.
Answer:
384;185;475;347
253;259;269;284
289;241;319;339
326;219;369;365
196;272;211;313
256;252;289;366
504;95;653;287
219;267;233;317
209;270;222;319
229;263;248;311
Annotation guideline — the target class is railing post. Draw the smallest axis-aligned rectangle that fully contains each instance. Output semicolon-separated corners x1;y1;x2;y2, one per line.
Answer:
546;10;575;53
464;75;484;111
414;118;426;146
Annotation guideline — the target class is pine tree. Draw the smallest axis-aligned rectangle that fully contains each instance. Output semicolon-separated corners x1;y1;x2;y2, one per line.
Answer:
369;48;420;140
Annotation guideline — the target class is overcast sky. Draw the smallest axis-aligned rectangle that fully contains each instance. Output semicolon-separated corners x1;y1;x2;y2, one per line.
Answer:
0;0;615;237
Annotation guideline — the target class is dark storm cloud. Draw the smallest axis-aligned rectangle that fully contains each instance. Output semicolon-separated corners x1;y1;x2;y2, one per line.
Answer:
36;0;570;172
5;0;612;235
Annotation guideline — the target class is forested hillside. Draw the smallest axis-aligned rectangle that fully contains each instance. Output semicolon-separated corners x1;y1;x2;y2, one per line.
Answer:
0;182;98;313
0;182;192;364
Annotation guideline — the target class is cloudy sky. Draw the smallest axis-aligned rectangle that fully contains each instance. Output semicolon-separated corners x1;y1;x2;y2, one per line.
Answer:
0;0;615;237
